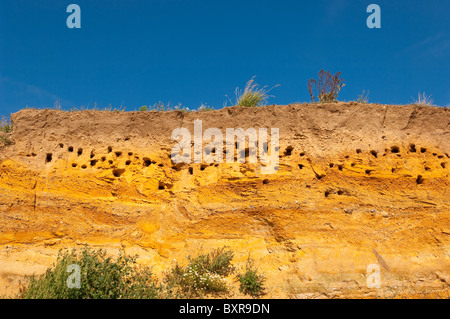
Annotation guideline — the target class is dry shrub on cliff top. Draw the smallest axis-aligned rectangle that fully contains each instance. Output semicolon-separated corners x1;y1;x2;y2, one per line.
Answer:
308;69;345;102
412;92;435;106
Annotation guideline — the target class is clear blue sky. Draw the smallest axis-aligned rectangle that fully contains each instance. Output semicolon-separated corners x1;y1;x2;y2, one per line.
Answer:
1;0;449;115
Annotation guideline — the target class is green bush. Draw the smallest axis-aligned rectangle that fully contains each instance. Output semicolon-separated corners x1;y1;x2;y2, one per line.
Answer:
237;259;266;298
0;116;12;133
164;247;234;298
21;247;162;299
139;105;148;111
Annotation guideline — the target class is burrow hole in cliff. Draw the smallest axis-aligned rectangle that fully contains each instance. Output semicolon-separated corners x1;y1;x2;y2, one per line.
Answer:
324;190;330;197
284;146;294;156
90;160;98;167
72;163;77;168
424;166;431;171
370;150;378;158
59;143;64;148
128;152;133;156
81;165;87;169
200;164;209;171
90;151;95;159
263;179;269;185
390;146;400;154
338;164;344;171
351;163;356;167
126;160;132;166
337;190;344;196
329;163;334;168
300;152;306;157
315;173;324;180
158;182;165;190
420;147;427;153
391;168;396;173
115;151;123;157
298;164;304;169
113;169;125;178
77;148;83;156
143;158;152;167
441;162;446;169
101;156;106;162
68;146;74;153
188;167;194;175
438;155;444;159
356;149;362;154
416;175;424;184
365;169;373;175
45;153;53;163
108;146;113;153
108;160;113;164
409;144;416;153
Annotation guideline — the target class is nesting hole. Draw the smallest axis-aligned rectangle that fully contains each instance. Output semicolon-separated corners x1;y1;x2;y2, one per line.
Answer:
409;144;416;153
441;162;446;169
416;175;424;184
115;151;123;157
126;160;132;166
45;153;53;163
263;179;269;185
390;146;400;153
298;164;304;169
113;169;125;177
420;147;427;153
356;149;362;154
72;163;77;168
370;150;378;158
77;148;83;156
284;146;294;156
143;158;152;167
188;167;194;175
90;160;98;167
68;146;74;152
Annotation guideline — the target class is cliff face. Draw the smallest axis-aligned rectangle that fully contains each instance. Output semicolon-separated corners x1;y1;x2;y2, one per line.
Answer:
0;103;449;298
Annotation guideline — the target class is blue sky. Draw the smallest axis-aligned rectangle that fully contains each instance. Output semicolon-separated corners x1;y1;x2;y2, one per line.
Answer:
0;0;449;116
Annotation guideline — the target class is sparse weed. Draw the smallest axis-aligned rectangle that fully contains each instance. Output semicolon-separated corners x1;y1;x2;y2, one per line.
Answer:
357;90;370;103
308;70;345;102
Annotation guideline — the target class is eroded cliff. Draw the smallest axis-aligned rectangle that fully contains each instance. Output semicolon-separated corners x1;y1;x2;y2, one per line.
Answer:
0;102;449;298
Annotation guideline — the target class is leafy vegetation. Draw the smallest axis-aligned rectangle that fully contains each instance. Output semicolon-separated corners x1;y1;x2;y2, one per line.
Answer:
21;247;162;299
307;70;345;102
164;247;234;298
237;258;266;297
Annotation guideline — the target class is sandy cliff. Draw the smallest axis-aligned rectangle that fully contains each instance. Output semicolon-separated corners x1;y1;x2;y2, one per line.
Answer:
0;102;449;298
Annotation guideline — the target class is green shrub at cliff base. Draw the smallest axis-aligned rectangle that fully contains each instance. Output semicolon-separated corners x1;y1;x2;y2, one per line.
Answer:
237;259;266;298
164;247;235;298
21;247;162;299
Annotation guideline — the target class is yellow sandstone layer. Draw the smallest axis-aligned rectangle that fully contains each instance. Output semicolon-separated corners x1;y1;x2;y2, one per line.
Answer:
0;103;449;298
